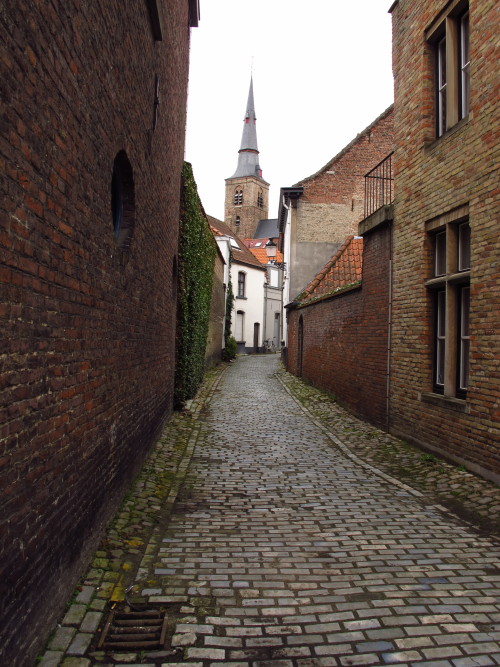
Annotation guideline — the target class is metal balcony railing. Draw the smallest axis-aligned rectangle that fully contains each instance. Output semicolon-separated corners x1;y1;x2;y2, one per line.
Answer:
364;152;394;218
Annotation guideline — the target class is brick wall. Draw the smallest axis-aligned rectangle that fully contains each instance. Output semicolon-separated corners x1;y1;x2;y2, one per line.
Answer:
390;0;500;480
287;223;392;430
224;175;270;239
0;1;191;662
289;107;394;299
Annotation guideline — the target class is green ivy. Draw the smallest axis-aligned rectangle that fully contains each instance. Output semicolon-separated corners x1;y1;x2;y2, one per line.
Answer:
174;163;216;408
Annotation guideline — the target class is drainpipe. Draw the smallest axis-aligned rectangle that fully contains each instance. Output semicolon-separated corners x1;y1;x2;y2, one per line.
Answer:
386;227;393;431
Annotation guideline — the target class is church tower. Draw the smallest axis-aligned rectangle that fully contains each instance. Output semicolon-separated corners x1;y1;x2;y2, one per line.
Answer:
224;77;269;239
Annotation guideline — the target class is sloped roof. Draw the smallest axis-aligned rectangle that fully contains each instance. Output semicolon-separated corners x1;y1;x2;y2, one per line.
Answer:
296;236;363;305
246;245;284;265
207;215;265;271
254;218;279;239
295;105;394;187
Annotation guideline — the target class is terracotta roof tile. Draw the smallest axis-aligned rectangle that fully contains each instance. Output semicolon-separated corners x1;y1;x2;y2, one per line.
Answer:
207;215;265;270
297;236;363;303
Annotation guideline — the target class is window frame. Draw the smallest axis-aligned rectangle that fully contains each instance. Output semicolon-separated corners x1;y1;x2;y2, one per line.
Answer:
427;0;470;138
237;270;246;298
426;210;471;398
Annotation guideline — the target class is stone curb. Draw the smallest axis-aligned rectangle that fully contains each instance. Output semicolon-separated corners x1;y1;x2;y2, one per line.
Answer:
276;366;500;540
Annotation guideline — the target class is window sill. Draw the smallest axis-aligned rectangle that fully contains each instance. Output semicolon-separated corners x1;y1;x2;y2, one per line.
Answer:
235;296;247;300
425;269;470;288
422;115;469;151
418;391;470;413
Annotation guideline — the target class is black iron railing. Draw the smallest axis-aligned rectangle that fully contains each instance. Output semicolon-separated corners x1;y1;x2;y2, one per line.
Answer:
364;152;394;218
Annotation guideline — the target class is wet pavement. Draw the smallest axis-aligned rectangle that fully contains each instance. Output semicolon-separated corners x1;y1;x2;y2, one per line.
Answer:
40;355;500;667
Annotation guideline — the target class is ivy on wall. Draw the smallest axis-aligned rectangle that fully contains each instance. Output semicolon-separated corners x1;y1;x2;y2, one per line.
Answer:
174;162;216;408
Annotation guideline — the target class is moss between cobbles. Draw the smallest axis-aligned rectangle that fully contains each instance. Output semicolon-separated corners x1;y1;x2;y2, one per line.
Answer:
39;363;228;664
277;365;500;538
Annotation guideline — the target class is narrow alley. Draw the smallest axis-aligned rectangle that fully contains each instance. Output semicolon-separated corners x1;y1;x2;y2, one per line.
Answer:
41;356;500;666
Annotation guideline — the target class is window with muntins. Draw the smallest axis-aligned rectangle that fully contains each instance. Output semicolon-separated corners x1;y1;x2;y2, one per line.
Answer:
233;189;243;206
426;212;471;398
428;1;470;137
237;271;246;298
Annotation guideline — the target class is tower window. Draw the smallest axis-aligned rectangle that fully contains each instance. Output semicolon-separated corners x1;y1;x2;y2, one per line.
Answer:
235;216;240;228
257;191;263;208
233;189;243;206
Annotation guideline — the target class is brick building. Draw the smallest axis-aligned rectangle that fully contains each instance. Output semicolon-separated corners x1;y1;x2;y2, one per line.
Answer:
286;0;499;482
0;1;198;662
224;77;270;240
281;106;394;304
286;214;392;430
389;0;499;481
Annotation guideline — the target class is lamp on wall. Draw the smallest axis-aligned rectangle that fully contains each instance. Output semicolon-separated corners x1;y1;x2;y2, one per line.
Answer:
265;238;277;261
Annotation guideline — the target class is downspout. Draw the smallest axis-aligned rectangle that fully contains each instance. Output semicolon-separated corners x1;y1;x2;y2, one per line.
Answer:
386;226;393;431
263;279;267;351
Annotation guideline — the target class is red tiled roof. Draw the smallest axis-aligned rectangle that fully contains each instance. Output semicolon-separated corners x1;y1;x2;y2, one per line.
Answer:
297;236;363;304
242;239;284;265
207;215;265;271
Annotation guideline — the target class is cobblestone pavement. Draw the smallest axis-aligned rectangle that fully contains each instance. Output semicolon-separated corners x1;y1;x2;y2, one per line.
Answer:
40;356;500;667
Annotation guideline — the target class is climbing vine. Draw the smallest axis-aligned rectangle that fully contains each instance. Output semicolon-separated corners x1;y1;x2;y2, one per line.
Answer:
222;273;237;360
174;162;216;408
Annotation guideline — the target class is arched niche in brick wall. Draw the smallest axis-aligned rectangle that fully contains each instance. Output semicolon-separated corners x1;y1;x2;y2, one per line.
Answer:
111;151;135;252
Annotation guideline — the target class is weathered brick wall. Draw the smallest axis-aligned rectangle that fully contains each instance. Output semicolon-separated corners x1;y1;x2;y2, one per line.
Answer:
289;107;394;299
390;0;500;480
206;248;225;367
0;1;191;662
287;223;392;430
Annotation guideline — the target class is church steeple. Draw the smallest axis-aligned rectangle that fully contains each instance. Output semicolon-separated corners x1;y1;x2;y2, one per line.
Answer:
231;77;262;179
225;77;269;239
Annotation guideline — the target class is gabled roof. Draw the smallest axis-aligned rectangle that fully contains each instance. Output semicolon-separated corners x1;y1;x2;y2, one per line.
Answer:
208;215;266;271
295;105;394;187
295;236;363;305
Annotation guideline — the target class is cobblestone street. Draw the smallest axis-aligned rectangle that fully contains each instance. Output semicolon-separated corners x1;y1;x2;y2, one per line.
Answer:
41;356;500;667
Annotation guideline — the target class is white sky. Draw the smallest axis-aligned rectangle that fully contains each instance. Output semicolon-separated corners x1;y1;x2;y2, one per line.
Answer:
185;0;394;222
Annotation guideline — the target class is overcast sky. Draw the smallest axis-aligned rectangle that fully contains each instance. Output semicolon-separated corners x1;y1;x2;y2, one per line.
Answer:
185;0;394;222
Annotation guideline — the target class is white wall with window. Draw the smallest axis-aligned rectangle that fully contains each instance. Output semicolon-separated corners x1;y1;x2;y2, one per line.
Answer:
231;260;266;351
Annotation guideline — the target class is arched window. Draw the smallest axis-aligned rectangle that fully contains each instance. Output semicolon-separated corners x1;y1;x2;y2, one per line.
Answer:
111;151;135;250
257;190;263;208
237;271;246;298
234;189;243;206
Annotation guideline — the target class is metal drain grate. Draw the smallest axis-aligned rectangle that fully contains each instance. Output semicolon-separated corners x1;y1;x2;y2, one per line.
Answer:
98;609;168;650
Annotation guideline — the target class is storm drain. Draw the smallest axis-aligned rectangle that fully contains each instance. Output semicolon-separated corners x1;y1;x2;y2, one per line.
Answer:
98;609;168;650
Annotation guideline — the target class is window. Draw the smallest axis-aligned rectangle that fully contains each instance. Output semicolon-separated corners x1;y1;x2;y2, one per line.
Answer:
237;271;246;298
460;11;470;118
233;189;243;206
428;2;470;137
257;190;263;208
426;210;471;397
235;215;240;228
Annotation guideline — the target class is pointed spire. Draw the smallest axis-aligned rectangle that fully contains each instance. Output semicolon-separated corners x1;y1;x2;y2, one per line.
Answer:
230;77;263;179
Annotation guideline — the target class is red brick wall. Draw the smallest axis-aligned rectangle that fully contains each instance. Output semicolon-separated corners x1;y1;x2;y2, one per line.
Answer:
390;0;500;480
0;1;191;662
287;223;392;430
301;107;395;209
